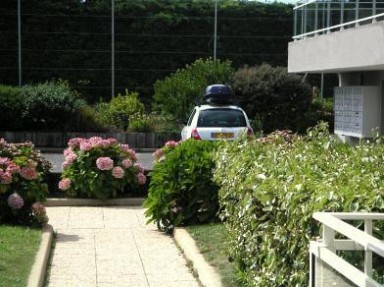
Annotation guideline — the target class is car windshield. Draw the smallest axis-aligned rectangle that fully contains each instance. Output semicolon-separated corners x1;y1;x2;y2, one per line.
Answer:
197;108;247;128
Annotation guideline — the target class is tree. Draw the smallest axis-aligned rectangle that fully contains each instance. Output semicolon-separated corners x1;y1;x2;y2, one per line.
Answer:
152;58;234;121
231;64;312;133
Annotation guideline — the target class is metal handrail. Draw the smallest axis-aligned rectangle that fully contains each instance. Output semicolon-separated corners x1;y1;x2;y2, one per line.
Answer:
293;12;384;39
293;0;384;40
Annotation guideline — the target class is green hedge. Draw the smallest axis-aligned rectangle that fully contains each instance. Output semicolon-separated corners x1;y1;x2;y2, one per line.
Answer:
214;123;384;286
144;139;220;232
0;82;104;132
20;81;87;131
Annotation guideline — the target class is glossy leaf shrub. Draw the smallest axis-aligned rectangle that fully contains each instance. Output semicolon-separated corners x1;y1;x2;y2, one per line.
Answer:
214;123;384;286
144;140;220;232
94;91;145;131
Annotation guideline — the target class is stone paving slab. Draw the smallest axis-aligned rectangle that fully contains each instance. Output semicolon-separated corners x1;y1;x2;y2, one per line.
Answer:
45;206;200;287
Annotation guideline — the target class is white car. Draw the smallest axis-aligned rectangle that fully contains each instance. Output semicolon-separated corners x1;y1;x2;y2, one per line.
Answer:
181;104;253;141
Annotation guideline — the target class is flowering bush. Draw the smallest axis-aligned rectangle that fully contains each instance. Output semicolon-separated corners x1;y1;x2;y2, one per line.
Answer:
0;138;51;226
59;137;146;199
152;140;180;162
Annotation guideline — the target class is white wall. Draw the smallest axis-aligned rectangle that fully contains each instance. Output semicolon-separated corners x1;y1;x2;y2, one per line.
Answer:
288;21;384;74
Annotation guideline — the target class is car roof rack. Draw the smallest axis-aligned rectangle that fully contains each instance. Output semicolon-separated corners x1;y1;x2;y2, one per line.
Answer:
203;84;233;105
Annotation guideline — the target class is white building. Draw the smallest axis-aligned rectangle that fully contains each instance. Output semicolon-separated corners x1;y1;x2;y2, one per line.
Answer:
288;0;384;143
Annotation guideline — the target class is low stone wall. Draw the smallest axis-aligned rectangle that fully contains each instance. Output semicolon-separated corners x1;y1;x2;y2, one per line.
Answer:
0;131;180;149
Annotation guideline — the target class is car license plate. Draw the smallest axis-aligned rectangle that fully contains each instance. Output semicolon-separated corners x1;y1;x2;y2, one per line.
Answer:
211;132;234;139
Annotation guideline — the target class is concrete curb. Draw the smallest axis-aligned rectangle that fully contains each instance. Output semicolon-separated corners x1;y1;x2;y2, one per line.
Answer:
27;224;54;287
46;197;145;206
174;228;223;287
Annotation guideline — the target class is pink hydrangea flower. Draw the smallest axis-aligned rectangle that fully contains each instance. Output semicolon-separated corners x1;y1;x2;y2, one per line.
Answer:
112;166;124;179
136;173;146;185
79;141;92;152
165;140;179;148
61;161;71;169
134;163;145;174
58;178;72;190
89;137;103;147
121;159;132;168
120;144;130;152
0;157;11;166
65;152;77;164
96;157;114;170
120;145;138;162
7;192;24;209
68;138;83;149
153;148;163;160
63;148;74;157
6;162;20;174
107;138;117;145
20;167;38;180
32;202;48;223
1;171;12;184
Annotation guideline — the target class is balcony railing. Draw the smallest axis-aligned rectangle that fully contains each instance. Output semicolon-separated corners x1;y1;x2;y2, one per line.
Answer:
310;212;384;287
294;0;384;40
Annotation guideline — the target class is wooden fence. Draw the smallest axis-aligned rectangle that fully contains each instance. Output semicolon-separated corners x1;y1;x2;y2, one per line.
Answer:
0;131;180;149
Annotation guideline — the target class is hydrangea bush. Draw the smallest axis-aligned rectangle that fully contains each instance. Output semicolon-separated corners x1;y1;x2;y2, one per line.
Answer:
59;137;146;199
0;139;51;226
152;140;179;162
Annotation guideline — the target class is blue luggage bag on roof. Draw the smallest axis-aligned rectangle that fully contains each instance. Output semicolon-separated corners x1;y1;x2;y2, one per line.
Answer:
203;84;233;104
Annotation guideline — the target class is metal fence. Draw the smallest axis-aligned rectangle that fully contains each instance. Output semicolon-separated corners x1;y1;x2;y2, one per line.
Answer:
293;0;384;39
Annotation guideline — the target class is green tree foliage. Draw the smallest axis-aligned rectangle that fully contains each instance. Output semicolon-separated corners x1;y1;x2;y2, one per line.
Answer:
144;140;220;233
231;64;312;133
214;124;384;286
153;58;234;121
0;0;292;102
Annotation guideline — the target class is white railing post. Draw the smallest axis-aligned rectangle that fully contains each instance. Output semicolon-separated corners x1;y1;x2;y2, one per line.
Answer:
321;225;335;287
365;219;373;277
314;1;318;34
356;0;360;27
373;0;377;23
340;1;344;30
326;0;331;34
311;213;384;287
322;225;335;250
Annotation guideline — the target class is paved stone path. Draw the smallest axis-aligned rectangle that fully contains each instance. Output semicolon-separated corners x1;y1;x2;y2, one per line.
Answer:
45;206;200;287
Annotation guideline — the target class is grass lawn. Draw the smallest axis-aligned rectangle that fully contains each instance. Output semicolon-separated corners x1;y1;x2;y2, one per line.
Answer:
0;225;41;287
186;223;238;287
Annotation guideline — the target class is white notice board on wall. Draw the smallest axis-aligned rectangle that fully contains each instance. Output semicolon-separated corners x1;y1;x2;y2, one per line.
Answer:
334;86;381;138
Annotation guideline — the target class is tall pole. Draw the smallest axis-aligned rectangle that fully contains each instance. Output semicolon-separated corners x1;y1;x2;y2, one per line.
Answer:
18;0;22;87
213;0;217;61
111;0;115;98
